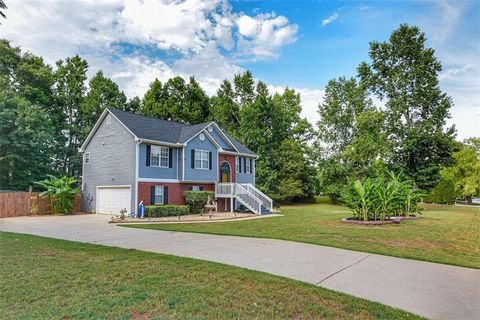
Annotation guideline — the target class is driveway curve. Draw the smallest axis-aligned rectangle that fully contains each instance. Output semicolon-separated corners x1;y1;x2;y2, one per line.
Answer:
1;214;479;320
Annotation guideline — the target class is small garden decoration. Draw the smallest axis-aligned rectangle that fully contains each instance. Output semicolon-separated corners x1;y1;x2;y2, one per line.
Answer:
341;172;423;224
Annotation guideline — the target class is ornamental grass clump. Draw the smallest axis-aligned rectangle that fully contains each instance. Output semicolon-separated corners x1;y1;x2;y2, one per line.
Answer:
341;172;423;221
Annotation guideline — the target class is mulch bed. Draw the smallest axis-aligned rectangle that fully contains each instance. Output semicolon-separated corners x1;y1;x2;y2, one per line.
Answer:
341;216;419;225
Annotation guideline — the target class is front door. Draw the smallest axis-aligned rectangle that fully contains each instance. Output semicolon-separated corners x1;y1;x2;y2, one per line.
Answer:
220;162;231;183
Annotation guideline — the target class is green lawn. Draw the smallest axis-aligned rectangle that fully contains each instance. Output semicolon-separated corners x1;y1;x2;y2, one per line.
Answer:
129;203;480;269
0;232;421;319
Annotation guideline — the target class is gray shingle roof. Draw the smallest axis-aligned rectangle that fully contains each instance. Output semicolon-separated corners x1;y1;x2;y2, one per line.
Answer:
109;108;256;155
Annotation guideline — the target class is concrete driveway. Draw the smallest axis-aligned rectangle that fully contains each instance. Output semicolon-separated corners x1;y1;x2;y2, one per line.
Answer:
1;214;479;320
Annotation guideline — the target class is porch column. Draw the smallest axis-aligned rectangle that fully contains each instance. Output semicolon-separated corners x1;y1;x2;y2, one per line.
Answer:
230;197;233;213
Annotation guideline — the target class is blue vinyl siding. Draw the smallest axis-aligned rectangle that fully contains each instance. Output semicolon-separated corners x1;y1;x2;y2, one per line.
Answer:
208;126;231;150
184;134;218;181
139;143;178;179
236;157;255;184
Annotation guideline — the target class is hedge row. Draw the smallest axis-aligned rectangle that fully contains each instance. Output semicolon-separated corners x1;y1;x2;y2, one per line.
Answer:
145;205;190;217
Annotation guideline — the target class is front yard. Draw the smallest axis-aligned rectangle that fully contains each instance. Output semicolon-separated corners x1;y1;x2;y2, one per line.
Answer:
0;232;421;319
128;203;480;269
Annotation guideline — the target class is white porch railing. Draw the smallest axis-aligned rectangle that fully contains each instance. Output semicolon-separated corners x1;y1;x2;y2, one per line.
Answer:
215;183;271;215
241;184;273;213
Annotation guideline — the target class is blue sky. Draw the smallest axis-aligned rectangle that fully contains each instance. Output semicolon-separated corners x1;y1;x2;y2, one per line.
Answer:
2;0;479;139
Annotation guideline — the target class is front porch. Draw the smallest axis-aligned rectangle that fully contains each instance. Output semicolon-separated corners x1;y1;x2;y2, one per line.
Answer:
215;182;272;215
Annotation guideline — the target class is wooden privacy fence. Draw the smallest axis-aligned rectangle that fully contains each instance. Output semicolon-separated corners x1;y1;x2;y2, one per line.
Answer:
0;191;81;218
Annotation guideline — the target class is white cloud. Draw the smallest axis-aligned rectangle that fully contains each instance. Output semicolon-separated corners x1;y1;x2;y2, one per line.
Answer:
321;12;339;27
1;0;298;99
236;13;298;59
237;15;258;37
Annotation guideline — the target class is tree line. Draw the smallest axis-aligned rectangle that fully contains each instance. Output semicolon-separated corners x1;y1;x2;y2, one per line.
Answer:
1;24;477;203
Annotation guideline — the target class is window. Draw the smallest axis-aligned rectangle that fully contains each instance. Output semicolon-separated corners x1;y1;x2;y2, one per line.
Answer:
84;152;90;164
192;186;201;191
199;133;205;141
154;186;164;204
106;115;112;125
208;126;213;132
194;149;209;170
246;158;251;174
150;146;169;167
235;157;239;173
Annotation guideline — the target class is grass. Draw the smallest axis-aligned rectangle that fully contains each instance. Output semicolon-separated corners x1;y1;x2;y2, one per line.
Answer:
128;203;480;269
0;232;422;319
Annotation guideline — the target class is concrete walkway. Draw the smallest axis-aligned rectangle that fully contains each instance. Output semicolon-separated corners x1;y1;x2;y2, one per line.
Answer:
1;214;479;320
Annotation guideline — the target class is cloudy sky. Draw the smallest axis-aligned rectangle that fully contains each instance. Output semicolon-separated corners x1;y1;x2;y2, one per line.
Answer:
1;0;479;139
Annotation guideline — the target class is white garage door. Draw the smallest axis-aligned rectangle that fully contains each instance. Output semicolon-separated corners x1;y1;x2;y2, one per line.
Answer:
97;186;131;214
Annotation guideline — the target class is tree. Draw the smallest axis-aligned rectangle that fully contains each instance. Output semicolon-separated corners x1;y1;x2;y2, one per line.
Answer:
440;143;480;204
0;40;55;190
140;76;209;124
53;55;88;177
83;70;127;133
141;78;165;118
315;77;375;201
275;139;317;202
317;77;374;157
358;24;456;190
343;110;389;172
210;79;240;137
125;96;141;113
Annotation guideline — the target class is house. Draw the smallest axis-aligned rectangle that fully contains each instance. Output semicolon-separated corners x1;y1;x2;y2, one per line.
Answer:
80;108;272;215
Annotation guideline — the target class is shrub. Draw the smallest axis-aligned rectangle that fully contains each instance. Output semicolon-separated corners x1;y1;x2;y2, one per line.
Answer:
145;205;189;217
184;191;215;214
341;172;423;221
35;175;79;214
425;177;457;204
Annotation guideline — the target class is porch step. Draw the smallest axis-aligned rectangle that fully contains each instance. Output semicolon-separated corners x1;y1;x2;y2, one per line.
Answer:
260;206;271;215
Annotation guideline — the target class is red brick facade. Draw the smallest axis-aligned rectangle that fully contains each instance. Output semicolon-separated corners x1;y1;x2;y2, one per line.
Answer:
138;182;215;206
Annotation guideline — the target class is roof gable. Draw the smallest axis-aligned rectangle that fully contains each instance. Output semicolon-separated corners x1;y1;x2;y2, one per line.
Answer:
81;108;257;156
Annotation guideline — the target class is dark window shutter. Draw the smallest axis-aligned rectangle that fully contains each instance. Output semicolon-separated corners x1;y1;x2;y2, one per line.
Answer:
189;186;193;191
146;145;151;166
168;148;173;168
250;159;253;174
150;186;155;205
243;158;247;173
191;149;195;168
164;187;168;204
239;157;242;172
209;151;212;170
199;186;204;191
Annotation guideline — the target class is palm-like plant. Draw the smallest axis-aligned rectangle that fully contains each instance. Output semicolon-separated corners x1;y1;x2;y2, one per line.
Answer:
342;171;423;221
35;175;79;214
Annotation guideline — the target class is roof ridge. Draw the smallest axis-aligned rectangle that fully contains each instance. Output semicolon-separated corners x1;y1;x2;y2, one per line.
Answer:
108;108;189;128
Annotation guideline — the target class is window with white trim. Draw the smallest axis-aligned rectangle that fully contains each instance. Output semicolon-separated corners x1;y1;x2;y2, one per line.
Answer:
154;186;164;204
235;157;239;173
192;186;201;191
246;158;251;174
150;146;169;168
84;152;90;164
194;149;209;170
